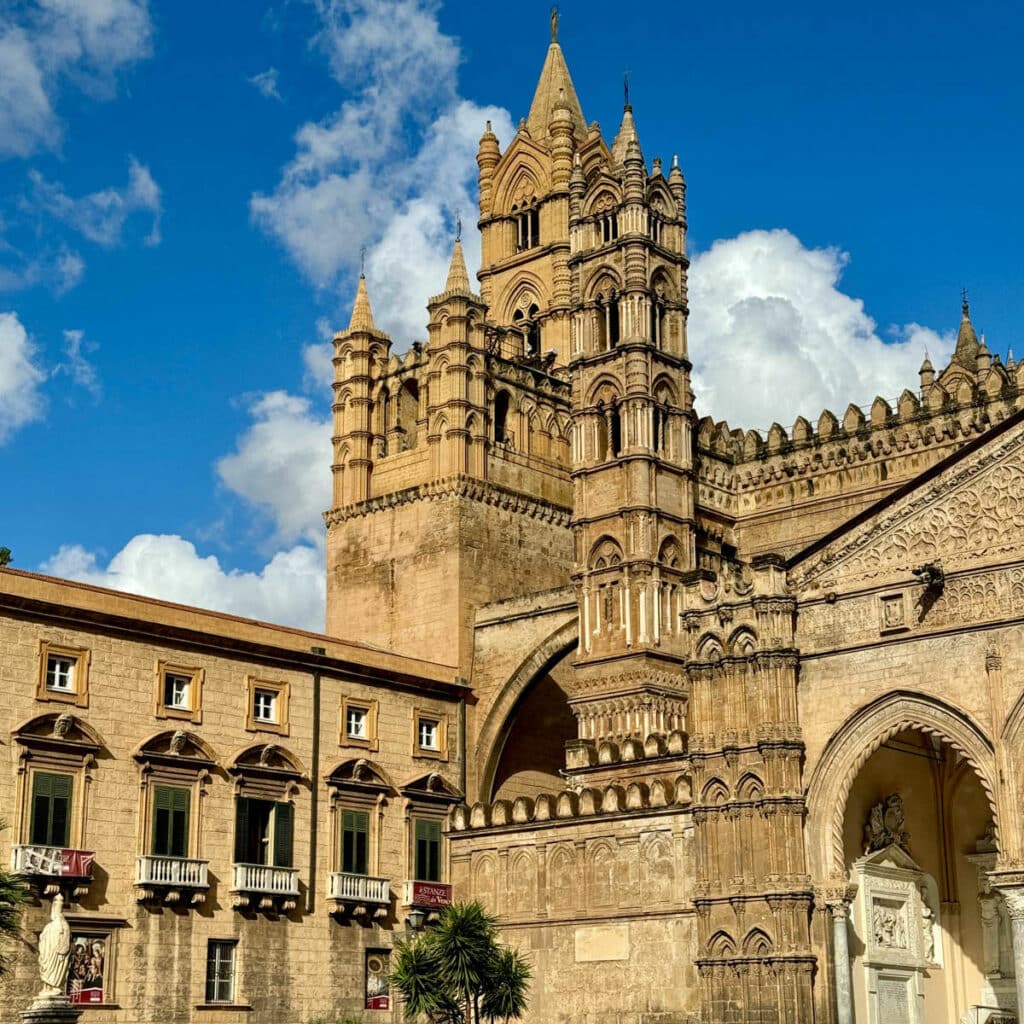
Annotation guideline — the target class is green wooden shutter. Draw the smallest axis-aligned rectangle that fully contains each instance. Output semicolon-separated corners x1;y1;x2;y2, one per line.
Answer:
234;798;250;863
31;772;72;847
273;802;294;868
415;819;442;881
342;810;369;875
152;785;173;856
170;787;190;858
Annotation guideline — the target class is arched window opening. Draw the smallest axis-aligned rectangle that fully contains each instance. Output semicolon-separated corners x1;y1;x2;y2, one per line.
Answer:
600;214;619;244
654;404;668;456
610;404;622;457
377;391;390;456
607;293;620;346
648;214;663;245
493;391;511;446
526;303;541;357
515;205;540;252
596;404;609;460
595;301;608;352
397;379;419;451
650;295;667;348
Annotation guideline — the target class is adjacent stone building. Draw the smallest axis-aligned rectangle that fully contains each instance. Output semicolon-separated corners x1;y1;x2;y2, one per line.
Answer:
4;17;1024;1024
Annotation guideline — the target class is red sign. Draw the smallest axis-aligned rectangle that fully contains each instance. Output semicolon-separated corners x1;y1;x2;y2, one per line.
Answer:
365;996;390;1011
409;881;452;909
61;850;94;877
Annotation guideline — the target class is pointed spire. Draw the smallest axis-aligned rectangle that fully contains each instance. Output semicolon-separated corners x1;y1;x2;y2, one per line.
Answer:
347;274;377;334
611;102;644;166
953;290;980;367
527;14;586;140
443;237;471;294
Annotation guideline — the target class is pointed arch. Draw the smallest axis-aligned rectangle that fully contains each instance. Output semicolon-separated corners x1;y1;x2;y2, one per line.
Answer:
706;931;737;957
742;928;773;956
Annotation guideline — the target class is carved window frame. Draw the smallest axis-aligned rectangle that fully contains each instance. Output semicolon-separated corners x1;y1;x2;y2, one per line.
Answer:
326;760;392;879
36;641;91;708
340;697;379;752
154;661;205;724
244;677;290;736
412;709;448;762
399;773;462;884
64;915;126;1009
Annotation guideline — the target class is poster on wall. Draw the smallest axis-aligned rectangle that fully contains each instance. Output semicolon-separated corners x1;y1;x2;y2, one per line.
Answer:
68;934;106;1005
365;950;390;1010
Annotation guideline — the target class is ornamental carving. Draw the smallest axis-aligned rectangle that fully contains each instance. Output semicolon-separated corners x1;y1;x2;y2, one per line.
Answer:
865;794;910;854
792;424;1024;590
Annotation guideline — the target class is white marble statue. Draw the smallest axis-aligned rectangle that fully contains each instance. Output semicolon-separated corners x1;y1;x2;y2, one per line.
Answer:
37;893;71;1001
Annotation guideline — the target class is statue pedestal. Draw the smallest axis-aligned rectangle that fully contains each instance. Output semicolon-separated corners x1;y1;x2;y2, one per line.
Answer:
21;997;82;1024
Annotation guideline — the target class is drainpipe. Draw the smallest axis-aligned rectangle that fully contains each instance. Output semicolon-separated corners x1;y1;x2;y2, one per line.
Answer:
307;650;324;914
457;688;467;799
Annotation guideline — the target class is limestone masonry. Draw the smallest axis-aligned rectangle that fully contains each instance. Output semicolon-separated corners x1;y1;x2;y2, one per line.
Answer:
3;19;1024;1024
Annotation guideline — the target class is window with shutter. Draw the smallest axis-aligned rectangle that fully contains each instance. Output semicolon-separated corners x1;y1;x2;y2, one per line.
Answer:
30;771;73;847
205;941;236;1003
273;802;294;868
414;818;442;882
341;810;369;875
152;785;190;858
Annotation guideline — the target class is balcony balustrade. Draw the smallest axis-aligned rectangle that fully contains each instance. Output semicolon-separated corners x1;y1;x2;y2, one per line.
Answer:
135;855;209;905
230;862;300;911
12;845;94;895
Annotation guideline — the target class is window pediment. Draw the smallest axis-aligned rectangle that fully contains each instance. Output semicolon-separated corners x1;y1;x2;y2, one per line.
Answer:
327;758;392;794
400;771;463;803
134;730;217;771
229;742;305;780
13;713;104;758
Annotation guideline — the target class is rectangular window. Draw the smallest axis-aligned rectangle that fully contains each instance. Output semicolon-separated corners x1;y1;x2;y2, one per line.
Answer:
346;706;367;740
253;688;277;723
234;798;293;867
46;654;76;692
205;941;236;1004
414;818;442;882
341;809;369;875
152;785;190;858
418;717;439;751
163;673;191;710
30;771;73;847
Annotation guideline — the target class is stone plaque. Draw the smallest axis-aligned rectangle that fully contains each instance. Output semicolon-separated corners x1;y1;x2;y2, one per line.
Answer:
877;975;910;1024
574;924;629;962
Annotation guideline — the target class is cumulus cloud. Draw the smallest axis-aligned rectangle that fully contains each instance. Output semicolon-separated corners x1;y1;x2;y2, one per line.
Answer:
688;229;955;429
249;67;282;101
53;328;100;397
0;311;47;442
0;241;85;294
251;0;514;342
216;391;333;546
0;0;152;159
30;157;162;247
41;536;326;632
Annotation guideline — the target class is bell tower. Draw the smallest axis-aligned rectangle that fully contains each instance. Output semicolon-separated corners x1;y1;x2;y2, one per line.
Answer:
564;93;695;741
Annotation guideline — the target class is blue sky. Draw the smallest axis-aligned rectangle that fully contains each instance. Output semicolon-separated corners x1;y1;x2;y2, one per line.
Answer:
1;0;1021;630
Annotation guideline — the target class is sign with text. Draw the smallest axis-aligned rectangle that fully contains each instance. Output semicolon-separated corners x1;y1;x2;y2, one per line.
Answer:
408;880;452;908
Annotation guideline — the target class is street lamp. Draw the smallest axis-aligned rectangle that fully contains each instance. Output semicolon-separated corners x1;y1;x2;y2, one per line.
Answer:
405;907;426;931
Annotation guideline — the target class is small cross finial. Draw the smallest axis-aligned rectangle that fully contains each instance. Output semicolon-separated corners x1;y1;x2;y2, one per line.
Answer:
550;5;559;41
360;245;366;278
456;211;462;243
962;287;969;312
624;70;631;108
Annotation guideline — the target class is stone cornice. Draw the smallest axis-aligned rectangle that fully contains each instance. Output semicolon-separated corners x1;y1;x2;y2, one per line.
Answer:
324;475;572;526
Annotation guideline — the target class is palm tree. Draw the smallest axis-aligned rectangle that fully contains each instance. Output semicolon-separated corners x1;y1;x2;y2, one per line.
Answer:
0;820;29;977
480;946;531;1024
390;902;530;1024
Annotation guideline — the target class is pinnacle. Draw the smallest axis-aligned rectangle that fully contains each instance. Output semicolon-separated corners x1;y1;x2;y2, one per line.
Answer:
347;274;377;334
611;104;644;166
444;238;471;294
526;35;586;140
952;293;979;367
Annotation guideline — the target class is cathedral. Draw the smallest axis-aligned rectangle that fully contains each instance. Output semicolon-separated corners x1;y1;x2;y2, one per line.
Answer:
3;18;1024;1024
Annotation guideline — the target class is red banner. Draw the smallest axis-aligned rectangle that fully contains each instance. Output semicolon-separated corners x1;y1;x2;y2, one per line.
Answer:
61;850;95;877
409;881;452;908
365;996;390;1011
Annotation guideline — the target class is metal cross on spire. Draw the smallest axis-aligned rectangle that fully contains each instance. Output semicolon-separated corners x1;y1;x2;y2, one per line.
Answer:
360;245;366;278
624;70;631;108
456;211;462;243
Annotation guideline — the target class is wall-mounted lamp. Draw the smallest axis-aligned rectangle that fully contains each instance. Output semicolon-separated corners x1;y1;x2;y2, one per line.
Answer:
406;908;427;931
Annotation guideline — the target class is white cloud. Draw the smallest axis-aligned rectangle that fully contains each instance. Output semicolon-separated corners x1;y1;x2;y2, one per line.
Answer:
53;327;100;397
251;0;514;343
30;157;162;247
249;67;282;101
0;242;85;294
0;0;152;159
216;391;332;546
0;311;47;442
41;536;326;632
688;229;955;429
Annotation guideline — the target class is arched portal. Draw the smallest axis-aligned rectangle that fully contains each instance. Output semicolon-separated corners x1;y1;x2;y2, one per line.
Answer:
475;618;578;802
808;692;1010;1024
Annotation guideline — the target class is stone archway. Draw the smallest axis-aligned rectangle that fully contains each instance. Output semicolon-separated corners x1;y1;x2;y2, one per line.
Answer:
475;616;578;802
806;689;998;881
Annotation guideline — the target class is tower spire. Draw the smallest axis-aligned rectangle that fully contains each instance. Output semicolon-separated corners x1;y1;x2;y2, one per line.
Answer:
443;235;471;295
347;273;377;334
527;12;585;139
952;289;980;367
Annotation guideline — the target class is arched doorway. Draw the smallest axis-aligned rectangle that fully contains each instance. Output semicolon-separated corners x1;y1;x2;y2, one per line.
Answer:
808;693;1012;1024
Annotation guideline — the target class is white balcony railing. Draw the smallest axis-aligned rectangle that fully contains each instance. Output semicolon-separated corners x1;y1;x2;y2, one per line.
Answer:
231;863;300;896
403;879;453;909
12;845;94;878
328;872;390;904
136;855;209;889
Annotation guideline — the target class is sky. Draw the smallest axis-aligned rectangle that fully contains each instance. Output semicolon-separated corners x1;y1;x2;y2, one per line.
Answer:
1;0;1021;632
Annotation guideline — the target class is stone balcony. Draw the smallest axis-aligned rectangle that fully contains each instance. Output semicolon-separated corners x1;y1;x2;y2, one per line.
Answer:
12;844;94;896
135;855;209;905
327;871;390;918
230;862;300;912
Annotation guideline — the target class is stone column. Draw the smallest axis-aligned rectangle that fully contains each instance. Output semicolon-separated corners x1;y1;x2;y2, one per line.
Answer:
825;889;857;1024
993;881;1024;1014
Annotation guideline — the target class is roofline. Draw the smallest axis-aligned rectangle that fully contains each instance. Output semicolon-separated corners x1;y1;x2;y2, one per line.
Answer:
786;404;1024;571
0;567;463;695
